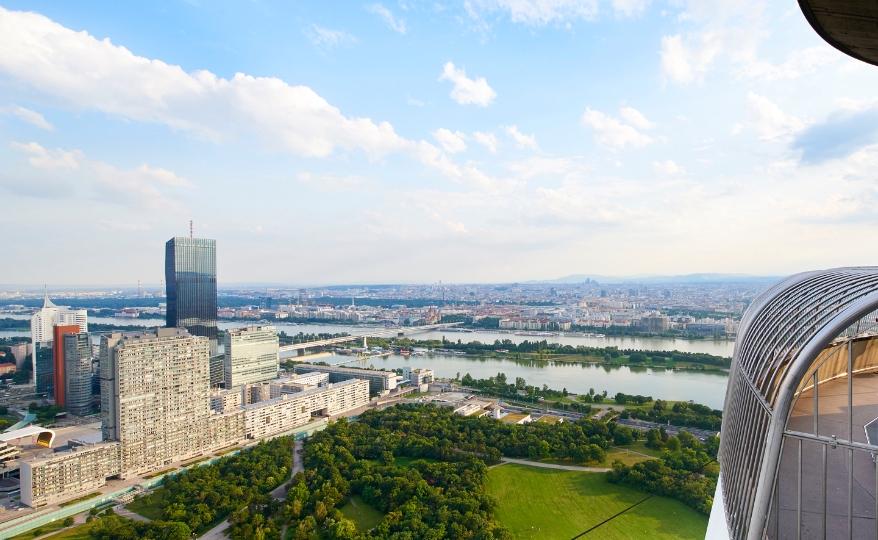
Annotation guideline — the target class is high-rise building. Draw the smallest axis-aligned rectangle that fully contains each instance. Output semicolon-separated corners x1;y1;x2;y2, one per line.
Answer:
62;332;93;416
105;328;211;476
34;343;53;395
52;325;79;403
165;237;218;355
30;293;86;380
223;325;279;388
23;325;370;507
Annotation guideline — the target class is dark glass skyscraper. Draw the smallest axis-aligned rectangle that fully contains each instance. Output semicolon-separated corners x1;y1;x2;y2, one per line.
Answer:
165;237;218;355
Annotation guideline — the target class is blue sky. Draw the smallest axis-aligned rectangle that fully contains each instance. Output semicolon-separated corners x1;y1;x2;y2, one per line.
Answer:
2;0;878;286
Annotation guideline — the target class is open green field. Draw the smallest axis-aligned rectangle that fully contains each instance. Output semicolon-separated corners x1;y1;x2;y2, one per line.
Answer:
487;464;708;540
8;520;68;540
126;488;167;520
338;495;384;533
43;522;94;540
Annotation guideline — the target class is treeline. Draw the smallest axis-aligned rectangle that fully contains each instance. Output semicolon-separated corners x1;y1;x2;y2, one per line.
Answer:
572;324;676;338
622;401;723;431
460;372;594;414
607;429;719;514
408;337;731;367
295;408;512;539
92;437;293;540
0;318;28;330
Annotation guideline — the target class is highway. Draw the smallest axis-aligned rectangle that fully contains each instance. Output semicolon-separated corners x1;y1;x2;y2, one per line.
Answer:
277;322;463;353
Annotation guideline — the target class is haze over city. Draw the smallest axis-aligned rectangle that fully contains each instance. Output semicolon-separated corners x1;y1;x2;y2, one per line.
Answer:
3;1;878;286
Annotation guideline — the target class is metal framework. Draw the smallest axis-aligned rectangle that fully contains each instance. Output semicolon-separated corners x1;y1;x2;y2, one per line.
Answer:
719;267;878;539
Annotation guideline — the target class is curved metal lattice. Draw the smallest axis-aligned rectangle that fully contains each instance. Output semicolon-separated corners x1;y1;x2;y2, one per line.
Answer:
719;267;878;540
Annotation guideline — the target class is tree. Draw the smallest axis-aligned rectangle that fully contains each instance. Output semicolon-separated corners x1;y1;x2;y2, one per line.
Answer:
461;373;474;386
666;436;681;452
593;394;603;403
678;430;699;449
63;517;74;527
515;377;526;390
629;352;648;363
646;428;664;450
589;388;595;396
614;427;634;446
653;399;667;411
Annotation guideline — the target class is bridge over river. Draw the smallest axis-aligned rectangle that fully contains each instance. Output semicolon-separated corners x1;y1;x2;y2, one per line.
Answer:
278;322;462;355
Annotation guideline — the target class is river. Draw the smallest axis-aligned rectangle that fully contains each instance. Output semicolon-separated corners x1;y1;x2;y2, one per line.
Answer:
2;316;731;408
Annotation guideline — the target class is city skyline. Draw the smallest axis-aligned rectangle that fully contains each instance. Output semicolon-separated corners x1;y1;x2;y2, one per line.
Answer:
2;2;878;286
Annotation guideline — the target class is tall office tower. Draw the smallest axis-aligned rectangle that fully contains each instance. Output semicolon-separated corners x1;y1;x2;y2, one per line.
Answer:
34;343;53;395
62;332;93;416
209;355;225;388
31;293;87;381
103;328;210;476
223;325;279;388
51;325;79;403
165;237;218;355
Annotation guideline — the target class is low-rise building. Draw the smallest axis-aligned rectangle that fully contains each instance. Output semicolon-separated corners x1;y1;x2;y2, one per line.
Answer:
294;364;396;395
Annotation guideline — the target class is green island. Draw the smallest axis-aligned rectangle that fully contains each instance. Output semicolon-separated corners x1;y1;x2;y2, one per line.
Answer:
35;402;718;539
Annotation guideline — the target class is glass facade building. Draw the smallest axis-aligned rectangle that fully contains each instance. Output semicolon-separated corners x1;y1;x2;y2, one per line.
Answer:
34;342;53;396
63;332;93;416
165;237;218;355
224;325;279;388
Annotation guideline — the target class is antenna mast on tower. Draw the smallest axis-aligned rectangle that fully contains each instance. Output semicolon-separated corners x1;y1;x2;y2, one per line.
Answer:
138;279;141;298
190;220;193;238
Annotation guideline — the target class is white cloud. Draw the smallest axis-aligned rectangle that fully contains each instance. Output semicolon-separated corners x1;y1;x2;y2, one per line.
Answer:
439;62;497;107
653;160;685;174
735;46;839;81
11;141;191;210
0;8;494;189
619;107;655;130
10;141;80;171
660;33;723;85
506;157;573;179
581;108;653;149
4;104;55;131
504;125;540;151
365;4;407;34
306;25;356;51
473;131;498;153
470;0;600;25
432;128;468;153
732;92;805;141
611;0;650;18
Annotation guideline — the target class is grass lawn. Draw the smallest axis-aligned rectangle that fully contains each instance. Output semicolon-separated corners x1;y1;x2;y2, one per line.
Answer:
8;520;68;540
126;488;167;521
43;522;95;540
487;464;708;540
338;495;384;533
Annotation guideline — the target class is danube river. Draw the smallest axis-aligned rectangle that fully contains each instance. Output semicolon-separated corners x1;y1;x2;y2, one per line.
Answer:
2;317;732;408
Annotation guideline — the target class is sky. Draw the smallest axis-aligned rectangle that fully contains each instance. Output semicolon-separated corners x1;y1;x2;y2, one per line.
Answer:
2;0;878;287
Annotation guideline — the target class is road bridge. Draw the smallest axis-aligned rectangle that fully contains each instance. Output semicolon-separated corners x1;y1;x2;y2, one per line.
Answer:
278;322;463;355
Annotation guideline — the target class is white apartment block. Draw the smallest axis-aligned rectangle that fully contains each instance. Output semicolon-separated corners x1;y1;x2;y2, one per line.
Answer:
269;371;329;398
21;442;121;507
243;379;369;440
20;328;370;508
223;325;279;388
211;388;243;413
106;329;211;477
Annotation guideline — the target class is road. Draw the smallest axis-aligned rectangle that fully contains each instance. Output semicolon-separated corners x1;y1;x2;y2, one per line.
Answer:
614;418;718;441
499;458;610;473
199;520;230;540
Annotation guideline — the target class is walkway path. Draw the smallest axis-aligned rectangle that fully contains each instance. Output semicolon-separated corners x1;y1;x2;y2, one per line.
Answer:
499;458;610;472
271;439;304;501
198;519;230;540
115;505;150;522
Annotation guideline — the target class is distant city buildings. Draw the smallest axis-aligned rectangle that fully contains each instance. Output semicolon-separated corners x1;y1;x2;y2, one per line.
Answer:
165;237;218;355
